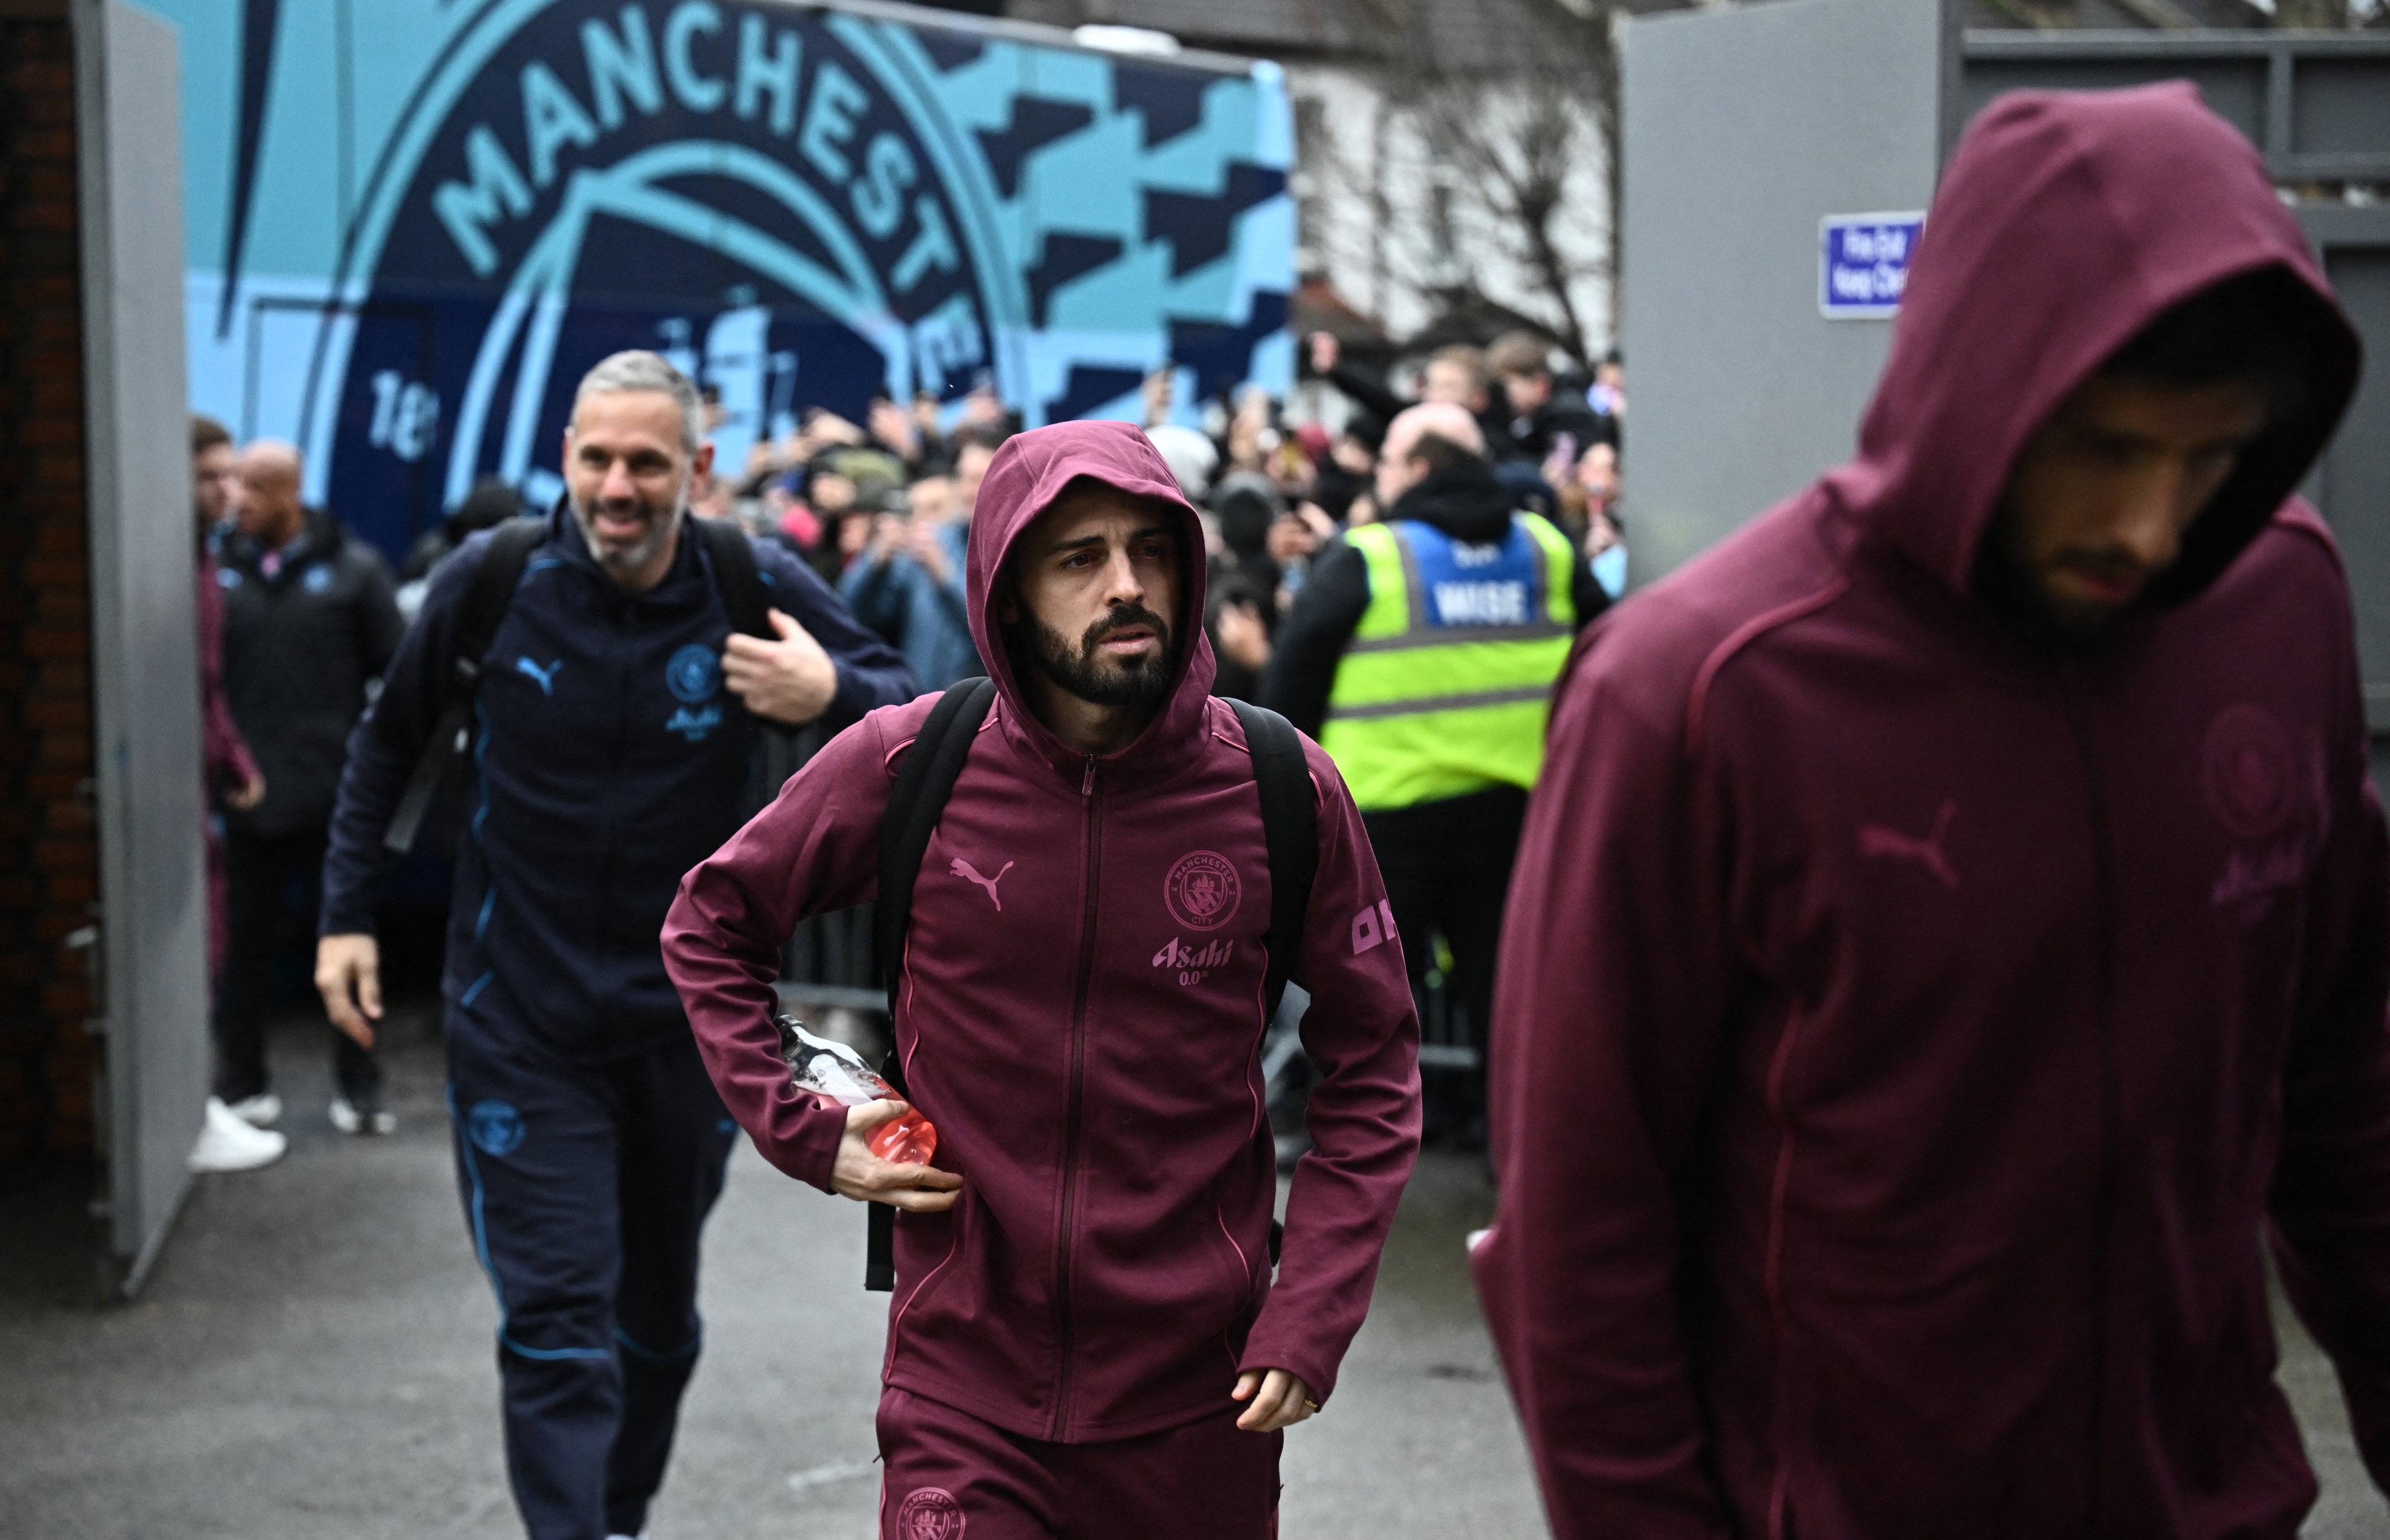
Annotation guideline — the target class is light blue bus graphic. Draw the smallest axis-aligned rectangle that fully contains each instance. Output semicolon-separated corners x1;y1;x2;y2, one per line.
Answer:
158;0;1295;561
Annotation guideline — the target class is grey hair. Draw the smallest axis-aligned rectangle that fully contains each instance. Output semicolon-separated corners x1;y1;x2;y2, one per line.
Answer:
573;350;705;454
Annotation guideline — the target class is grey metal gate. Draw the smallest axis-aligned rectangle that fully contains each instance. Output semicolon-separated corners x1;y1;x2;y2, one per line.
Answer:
75;0;209;1297
1623;1;2390;770
2305;208;2390;744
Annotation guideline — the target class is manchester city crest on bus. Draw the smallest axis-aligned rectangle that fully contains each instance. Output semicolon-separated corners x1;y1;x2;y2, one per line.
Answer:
319;1;1003;528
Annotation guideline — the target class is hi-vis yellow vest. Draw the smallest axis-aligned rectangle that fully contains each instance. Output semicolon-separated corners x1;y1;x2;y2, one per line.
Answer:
1320;511;1577;812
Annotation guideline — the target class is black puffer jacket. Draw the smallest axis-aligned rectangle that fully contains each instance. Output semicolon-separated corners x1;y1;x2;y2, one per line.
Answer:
217;509;403;836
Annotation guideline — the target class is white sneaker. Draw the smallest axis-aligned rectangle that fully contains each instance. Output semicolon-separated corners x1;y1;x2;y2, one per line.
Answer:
189;1097;288;1173
329;1096;397;1136
224;1092;282;1127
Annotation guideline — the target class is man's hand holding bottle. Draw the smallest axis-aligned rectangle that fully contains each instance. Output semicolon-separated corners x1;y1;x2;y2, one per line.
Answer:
780;1014;960;1211
831;1099;963;1212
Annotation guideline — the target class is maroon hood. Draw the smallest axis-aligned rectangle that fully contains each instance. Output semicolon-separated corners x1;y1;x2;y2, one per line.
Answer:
965;421;1217;776
1829;83;2360;606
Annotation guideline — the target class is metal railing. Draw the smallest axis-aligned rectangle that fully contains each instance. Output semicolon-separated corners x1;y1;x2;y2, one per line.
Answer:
1961;30;2390;185
749;724;892;1015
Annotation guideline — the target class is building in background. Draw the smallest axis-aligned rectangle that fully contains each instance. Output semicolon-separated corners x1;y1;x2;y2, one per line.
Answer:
1011;0;1680;366
1006;0;2381;375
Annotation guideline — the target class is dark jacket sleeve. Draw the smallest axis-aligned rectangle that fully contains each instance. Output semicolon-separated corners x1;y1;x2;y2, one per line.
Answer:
1326;359;1408;427
838;551;907;643
2266;571;2390;1491
1468;622;1743;1538
352;546;405;677
1238;736;1422;1406
317;534;486;935
755;539;920;724
196;558;260;795
1569;546;1610;633
930;522;972;632
1256;538;1370;739
663;704;919;1192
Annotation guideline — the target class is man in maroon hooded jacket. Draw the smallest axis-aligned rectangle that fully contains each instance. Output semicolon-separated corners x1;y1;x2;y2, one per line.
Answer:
1474;85;2388;1539
663;419;1421;1538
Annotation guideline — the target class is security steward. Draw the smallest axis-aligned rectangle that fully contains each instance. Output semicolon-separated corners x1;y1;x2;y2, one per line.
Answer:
314;352;915;1540
1262;401;1603;1145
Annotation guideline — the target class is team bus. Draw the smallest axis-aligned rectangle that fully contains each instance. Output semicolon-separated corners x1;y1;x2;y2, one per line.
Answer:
156;0;1295;559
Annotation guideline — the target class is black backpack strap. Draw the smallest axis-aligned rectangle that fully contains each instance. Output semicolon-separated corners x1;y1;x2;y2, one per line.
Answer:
876;676;999;1026
693;515;774;640
382;516;545;855
1230;700;1318;1024
865;674;996;1292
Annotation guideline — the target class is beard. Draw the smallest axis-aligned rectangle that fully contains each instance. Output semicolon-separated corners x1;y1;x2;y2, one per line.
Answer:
571;482;682;576
1974;504;2150;642
1013;602;1178;711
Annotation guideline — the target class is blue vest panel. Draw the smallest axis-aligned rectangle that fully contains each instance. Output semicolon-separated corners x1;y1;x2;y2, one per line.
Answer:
1399;519;1552;630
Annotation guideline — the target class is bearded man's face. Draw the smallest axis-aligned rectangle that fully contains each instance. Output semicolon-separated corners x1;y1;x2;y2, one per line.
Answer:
1001;484;1183;713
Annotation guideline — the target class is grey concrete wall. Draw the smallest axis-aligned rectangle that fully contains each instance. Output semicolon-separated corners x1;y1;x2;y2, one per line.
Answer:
1618;0;1946;582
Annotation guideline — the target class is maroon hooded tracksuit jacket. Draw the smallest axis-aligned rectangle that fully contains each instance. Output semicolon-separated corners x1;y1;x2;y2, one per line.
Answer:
1473;85;2386;1539
663;421;1422;1445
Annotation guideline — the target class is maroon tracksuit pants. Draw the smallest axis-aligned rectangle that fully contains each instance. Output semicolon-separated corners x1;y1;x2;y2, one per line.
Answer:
877;1387;1282;1539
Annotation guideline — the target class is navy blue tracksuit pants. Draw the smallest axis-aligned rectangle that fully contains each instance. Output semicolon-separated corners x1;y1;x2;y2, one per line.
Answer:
447;1015;739;1540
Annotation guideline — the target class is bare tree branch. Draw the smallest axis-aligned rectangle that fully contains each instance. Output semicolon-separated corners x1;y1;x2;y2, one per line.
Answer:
1311;0;1626;362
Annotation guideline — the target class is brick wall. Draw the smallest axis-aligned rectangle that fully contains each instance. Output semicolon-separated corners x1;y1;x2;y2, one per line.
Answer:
0;1;98;1177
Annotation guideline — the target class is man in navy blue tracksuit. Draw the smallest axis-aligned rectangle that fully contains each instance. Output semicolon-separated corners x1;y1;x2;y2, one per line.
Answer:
316;352;916;1540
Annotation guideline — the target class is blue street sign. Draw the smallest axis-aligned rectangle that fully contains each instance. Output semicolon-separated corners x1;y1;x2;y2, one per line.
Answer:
1820;212;1926;319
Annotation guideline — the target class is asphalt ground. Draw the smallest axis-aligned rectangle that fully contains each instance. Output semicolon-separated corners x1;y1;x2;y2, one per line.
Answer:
0;1004;2379;1538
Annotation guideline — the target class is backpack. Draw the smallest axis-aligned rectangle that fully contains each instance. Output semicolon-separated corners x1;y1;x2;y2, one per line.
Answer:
863;676;1318;1290
382;515;773;856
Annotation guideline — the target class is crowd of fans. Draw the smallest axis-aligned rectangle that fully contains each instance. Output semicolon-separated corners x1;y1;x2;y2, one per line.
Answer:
650;329;1626;707
660;329;1625;1152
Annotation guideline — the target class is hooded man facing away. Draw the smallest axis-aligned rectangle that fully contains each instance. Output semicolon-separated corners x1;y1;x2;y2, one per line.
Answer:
1473;84;2384;1539
662;420;1422;1539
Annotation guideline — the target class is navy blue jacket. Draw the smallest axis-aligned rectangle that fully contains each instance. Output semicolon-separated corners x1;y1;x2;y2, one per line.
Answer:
321;506;917;1056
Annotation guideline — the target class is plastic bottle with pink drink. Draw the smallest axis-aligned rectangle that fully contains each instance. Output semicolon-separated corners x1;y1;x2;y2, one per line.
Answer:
772;1013;938;1165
